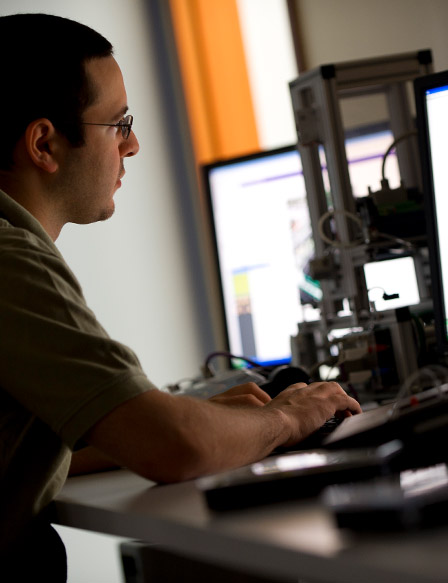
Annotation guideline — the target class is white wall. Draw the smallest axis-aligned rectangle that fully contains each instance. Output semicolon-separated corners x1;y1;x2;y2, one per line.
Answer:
297;0;448;72
236;0;298;149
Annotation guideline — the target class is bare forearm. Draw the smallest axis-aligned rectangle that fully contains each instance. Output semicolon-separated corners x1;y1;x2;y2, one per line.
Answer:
179;398;290;474
85;382;361;484
69;446;119;476
86;390;289;483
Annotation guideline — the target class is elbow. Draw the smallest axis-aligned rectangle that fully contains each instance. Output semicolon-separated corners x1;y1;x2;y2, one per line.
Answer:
132;435;214;484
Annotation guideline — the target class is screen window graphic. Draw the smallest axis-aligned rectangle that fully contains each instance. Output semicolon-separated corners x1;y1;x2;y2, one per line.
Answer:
206;125;400;366
233;269;257;358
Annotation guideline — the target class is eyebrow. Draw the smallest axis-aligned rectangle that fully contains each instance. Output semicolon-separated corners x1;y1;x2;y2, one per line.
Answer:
113;105;129;121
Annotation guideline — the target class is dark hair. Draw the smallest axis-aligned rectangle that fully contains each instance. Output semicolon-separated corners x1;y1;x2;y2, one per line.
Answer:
0;13;113;169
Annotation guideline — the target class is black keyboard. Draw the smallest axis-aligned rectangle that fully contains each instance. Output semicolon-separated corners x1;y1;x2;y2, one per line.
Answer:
271;416;344;455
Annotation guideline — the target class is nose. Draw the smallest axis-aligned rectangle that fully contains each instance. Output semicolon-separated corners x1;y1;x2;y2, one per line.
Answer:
121;130;140;158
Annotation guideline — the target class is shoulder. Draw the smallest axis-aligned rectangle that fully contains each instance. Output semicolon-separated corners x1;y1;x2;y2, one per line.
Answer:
0;219;84;303
0;218;57;264
0;215;51;245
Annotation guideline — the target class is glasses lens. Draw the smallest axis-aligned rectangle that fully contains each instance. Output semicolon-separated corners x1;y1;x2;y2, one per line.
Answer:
122;115;133;139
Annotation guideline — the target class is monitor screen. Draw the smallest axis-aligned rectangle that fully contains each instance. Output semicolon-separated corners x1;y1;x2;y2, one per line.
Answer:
203;123;400;366
415;70;448;354
364;256;420;312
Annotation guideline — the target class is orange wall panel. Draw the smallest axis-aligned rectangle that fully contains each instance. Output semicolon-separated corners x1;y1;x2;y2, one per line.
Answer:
169;0;260;163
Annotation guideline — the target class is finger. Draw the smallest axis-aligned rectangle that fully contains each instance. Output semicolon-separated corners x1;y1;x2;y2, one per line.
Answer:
309;380;345;394
334;395;362;415
278;382;309;394
346;397;362;414
306;381;362;413
217;382;271;403
251;385;272;404
335;409;353;419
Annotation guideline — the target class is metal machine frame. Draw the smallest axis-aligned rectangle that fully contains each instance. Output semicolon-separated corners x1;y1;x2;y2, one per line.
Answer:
289;51;434;393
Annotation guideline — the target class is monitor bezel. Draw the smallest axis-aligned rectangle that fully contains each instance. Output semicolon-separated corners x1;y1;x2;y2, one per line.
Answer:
202;144;297;367
414;69;448;356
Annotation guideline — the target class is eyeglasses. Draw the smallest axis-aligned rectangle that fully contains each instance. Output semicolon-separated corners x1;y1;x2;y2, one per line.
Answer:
81;114;134;139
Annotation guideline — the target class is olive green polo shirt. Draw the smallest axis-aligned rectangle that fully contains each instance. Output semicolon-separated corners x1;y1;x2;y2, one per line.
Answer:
0;188;156;549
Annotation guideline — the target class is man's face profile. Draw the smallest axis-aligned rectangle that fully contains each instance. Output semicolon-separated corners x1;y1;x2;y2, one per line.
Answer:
53;56;140;227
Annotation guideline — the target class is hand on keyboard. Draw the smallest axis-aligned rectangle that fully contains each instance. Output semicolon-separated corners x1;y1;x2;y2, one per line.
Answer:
271;416;344;454
266;381;362;449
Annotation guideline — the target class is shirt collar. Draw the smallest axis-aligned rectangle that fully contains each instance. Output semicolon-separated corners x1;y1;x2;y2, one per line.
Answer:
0;188;57;251
0;190;54;245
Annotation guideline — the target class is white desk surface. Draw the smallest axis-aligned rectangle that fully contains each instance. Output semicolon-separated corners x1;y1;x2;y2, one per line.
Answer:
54;469;448;583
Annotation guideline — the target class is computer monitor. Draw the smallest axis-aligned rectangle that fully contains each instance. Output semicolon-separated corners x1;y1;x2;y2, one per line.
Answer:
415;70;448;355
203;123;400;366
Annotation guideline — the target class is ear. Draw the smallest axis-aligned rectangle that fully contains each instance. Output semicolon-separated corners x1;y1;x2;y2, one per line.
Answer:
24;119;60;174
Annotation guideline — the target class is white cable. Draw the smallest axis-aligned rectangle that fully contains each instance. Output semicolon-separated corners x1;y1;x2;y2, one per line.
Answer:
389;364;448;419
381;131;418;181
317;209;364;249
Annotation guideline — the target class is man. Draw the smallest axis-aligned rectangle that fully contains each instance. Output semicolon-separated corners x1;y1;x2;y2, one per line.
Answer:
0;13;361;582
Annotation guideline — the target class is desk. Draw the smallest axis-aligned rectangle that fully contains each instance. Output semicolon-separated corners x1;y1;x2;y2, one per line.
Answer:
54;469;448;583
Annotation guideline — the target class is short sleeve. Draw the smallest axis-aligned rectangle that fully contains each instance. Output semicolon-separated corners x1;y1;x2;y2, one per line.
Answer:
0;226;156;448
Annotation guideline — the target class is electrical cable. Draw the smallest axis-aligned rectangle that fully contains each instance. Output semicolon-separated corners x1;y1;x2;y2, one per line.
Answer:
202;351;262;377
317;209;364;248
381;130;418;181
390;364;448;419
